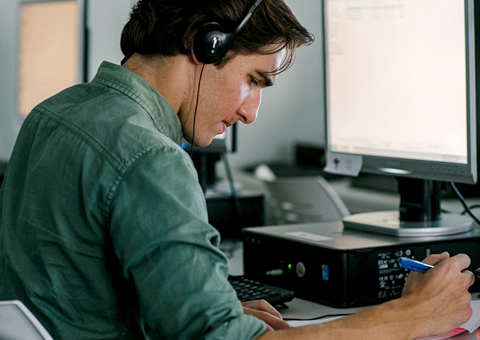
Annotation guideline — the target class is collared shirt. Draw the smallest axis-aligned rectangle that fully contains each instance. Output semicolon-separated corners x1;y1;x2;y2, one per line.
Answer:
0;61;267;340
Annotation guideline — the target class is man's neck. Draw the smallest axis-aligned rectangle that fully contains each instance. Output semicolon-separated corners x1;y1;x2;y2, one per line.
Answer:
122;53;198;114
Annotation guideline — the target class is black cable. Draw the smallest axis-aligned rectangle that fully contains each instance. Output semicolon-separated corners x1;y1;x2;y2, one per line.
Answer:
221;152;236;196
450;182;480;224
220;152;243;228
190;63;206;158
461;204;480;215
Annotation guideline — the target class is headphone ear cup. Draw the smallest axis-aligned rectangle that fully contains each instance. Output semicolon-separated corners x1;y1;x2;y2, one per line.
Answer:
193;24;231;64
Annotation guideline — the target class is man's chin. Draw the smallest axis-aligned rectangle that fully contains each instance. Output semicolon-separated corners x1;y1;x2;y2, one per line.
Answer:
191;137;214;148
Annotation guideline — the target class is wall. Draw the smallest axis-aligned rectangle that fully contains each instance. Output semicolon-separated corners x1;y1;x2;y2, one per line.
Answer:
0;0;22;162
229;0;325;171
87;0;133;81
0;0;325;171
0;0;133;162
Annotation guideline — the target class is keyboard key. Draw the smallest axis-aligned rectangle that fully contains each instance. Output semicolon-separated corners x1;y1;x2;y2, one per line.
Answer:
228;275;294;305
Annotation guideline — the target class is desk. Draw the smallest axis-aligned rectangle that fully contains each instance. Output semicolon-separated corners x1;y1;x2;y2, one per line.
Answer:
221;238;480;339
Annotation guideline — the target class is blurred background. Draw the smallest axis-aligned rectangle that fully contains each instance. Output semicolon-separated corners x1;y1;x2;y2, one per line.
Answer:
0;0;325;173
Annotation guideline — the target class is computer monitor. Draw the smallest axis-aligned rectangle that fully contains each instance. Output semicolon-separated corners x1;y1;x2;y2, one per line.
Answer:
17;0;88;118
323;0;478;236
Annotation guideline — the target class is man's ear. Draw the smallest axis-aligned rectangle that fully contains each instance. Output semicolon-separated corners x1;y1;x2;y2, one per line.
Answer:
190;45;204;65
192;22;230;65
190;23;214;65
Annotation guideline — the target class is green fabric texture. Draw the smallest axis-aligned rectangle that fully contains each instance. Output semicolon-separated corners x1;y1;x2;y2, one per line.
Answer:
0;61;266;340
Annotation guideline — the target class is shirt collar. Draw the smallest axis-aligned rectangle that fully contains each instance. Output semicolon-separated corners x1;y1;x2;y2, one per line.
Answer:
92;61;184;146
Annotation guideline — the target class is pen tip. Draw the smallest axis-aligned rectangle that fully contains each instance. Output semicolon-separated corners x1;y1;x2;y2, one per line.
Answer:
474;268;480;278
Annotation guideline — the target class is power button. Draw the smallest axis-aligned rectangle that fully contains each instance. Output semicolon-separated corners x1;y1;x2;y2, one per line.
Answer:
296;262;306;278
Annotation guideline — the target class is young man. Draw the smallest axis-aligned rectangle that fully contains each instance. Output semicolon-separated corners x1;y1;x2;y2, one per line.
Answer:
0;0;474;339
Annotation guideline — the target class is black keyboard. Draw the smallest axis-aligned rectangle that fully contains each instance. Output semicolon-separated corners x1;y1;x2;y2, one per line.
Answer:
228;275;295;306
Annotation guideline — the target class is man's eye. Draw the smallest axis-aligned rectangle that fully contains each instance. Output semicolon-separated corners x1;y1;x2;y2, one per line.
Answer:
249;77;259;86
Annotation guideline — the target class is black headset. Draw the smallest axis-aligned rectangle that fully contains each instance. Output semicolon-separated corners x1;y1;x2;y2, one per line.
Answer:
193;0;264;64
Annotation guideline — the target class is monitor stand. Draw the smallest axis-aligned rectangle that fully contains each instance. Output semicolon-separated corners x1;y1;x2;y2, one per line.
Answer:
343;210;473;237
343;178;474;237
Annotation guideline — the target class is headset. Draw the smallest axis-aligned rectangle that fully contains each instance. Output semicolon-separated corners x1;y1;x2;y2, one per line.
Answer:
193;0;264;64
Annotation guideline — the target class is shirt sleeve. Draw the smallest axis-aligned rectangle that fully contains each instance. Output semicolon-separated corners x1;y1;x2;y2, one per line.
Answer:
108;143;267;340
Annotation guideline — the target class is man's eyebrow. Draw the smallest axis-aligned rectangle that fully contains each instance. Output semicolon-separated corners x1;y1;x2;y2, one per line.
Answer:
256;70;275;87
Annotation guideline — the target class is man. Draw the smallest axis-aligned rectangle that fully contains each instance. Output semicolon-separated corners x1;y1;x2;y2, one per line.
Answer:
0;0;474;339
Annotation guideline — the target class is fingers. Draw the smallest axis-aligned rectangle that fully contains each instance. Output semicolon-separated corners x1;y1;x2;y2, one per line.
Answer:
435;253;472;275
242;300;291;330
422;253;473;292
242;299;282;319
423;253;471;272
403;253;473;299
422;252;449;266
446;254;476;289
463;270;475;289
401;253;474;336
453;253;472;272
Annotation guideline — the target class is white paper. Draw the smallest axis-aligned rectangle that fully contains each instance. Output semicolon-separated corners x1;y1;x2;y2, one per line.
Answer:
460;300;480;333
288;315;344;328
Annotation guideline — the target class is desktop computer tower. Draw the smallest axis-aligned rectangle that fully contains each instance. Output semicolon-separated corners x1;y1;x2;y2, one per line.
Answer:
243;222;480;308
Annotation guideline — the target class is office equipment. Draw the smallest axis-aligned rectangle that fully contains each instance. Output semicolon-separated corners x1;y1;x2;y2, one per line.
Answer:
183;124;237;192
206;189;264;239
323;0;479;236
228;275;294;305
0;300;53;340
185;124;243;237
242;222;480;308
260;176;350;225
18;0;88;118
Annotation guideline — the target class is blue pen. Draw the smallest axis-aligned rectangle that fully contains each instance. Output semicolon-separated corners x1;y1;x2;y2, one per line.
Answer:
398;257;434;273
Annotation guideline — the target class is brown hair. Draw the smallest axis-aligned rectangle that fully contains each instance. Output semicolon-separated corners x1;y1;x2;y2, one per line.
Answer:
120;0;314;73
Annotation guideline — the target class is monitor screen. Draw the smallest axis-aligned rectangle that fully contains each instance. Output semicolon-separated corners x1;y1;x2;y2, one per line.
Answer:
18;0;87;118
323;0;477;236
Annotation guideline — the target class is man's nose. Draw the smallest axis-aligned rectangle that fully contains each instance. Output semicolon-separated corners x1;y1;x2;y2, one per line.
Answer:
237;90;261;124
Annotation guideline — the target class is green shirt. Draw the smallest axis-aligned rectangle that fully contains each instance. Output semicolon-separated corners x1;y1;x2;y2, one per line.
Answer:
0;61;267;340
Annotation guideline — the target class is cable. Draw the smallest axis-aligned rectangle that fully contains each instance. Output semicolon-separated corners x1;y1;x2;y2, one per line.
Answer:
221;151;236;197
220;151;243;229
461;204;480;215
190;63;206;158
449;182;480;224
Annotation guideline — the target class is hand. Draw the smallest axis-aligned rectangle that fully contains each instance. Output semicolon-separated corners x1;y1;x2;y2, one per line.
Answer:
242;300;291;331
401;252;475;337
